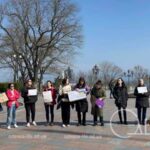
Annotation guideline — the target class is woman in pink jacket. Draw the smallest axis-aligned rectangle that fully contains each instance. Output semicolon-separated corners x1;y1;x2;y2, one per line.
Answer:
6;83;20;129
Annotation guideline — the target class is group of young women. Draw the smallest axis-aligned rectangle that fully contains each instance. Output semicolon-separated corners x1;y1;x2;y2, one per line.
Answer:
2;77;150;130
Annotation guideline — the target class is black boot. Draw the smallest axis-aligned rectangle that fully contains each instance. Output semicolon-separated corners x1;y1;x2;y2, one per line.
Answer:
93;122;97;126
77;112;82;126
118;110;123;124
82;112;86;126
142;108;147;126
100;117;104;126
82;122;86;126
93;115;97;126
123;109;128;125
137;108;142;124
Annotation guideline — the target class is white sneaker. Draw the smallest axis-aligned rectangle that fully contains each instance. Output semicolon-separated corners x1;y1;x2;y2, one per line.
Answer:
14;124;18;128
32;121;37;126
26;123;30;127
67;124;70;127
7;126;11;130
62;124;66;128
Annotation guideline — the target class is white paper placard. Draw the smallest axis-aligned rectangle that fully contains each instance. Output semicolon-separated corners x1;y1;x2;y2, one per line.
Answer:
28;89;37;96
42;91;53;103
68;91;87;102
76;88;86;93
137;87;148;94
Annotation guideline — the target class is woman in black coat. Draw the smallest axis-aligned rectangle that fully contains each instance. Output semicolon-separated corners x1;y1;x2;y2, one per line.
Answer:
74;77;90;126
21;80;38;127
134;79;149;125
113;78;128;124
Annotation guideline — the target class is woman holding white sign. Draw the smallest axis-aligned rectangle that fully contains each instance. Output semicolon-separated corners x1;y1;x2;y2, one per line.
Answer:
43;81;57;126
59;78;72;128
134;79;149;125
21;80;38;127
74;77;90;126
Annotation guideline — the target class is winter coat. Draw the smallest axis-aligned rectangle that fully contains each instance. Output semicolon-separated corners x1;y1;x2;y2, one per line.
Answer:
21;86;38;104
113;86;128;108
58;84;71;102
74;85;90;113
6;89;20;108
44;87;57;105
134;85;149;108
91;87;106;116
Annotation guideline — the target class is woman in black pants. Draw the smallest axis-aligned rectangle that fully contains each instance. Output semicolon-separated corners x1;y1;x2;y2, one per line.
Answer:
113;78;128;125
43;81;57;126
22;80;38;127
0;103;3;112
74;77;89;126
59;78;72;128
134;79;149;125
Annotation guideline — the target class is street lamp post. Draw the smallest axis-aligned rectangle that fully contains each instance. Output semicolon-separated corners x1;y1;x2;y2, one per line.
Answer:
124;70;134;87
92;65;99;81
145;74;150;89
13;54;22;82
148;76;150;89
64;67;73;80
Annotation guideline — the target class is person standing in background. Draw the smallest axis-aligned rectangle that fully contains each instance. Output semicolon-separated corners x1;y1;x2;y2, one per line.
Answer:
109;79;116;99
6;83;20;129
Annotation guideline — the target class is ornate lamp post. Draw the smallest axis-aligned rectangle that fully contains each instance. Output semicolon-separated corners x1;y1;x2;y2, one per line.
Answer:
64;67;73;80
124;70;134;87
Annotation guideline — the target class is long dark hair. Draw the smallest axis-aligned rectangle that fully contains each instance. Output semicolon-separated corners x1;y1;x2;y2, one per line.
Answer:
115;78;126;88
47;80;53;87
94;80;103;88
138;78;145;86
76;77;86;88
25;79;34;88
8;83;15;89
62;78;69;86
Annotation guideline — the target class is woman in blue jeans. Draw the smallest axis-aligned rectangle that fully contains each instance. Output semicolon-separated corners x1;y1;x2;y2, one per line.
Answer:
6;83;20;129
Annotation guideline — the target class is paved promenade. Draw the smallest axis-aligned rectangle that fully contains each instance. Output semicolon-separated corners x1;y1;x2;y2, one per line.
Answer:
1;94;150;150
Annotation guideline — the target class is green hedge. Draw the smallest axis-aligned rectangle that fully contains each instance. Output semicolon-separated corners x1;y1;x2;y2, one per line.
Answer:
0;82;23;92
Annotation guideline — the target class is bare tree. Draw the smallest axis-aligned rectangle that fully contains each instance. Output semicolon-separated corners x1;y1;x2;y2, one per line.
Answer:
74;62;123;88
0;0;82;87
75;71;87;81
132;65;148;83
98;61;123;88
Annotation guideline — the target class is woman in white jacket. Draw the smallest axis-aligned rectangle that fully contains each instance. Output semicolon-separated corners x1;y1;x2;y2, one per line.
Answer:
59;78;72;128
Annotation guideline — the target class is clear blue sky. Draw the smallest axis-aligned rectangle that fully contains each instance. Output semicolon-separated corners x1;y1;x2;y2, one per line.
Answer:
1;0;150;81
73;0;150;72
